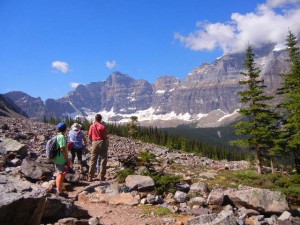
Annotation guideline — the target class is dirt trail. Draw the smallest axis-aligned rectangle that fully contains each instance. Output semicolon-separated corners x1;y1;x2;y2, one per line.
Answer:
66;179;182;225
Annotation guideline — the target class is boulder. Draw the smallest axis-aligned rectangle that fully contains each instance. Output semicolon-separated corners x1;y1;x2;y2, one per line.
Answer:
226;186;290;213
174;191;188;203
20;157;53;181
207;187;225;206
108;192;139;206
175;181;190;193
189;197;206;207
0;175;47;225
42;194;90;222
125;175;155;191
187;213;218;225
0;138;27;157
189;182;210;197
187;210;237;225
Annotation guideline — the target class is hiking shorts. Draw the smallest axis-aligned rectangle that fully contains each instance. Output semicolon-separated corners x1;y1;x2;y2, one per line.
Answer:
55;164;68;174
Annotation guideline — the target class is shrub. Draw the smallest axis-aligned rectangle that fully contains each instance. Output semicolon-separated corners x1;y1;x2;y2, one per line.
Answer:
137;151;156;166
150;172;182;195
154;207;172;216
117;168;134;183
141;205;173;216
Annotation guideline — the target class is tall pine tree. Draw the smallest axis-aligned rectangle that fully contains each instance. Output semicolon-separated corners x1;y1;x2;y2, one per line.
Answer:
231;46;279;174
278;31;300;173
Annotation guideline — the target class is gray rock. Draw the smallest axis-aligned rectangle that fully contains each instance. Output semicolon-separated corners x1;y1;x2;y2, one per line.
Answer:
20;157;53;181
174;191;188;203
0;138;27;157
278;211;292;221
237;207;260;217
189;182;210;197
155;195;164;204
187;213;218;225
175;182;190;193
42;194;90;221
125;175;155;191
207;187;225;206
89;217;101;225
147;193;156;205
213;210;237;225
188;207;212;216
0;175;47;225
187;210;237;225
189;197;206;207
226;187;290;213
8;158;22;166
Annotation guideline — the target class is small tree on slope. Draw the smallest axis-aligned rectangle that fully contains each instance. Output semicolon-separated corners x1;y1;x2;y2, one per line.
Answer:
231;45;279;174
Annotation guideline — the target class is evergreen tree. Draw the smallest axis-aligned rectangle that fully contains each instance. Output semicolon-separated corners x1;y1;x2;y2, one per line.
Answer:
231;45;279;174
277;31;300;173
128;116;139;139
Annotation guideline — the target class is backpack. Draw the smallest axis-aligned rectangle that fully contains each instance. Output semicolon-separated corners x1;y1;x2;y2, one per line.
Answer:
46;135;60;159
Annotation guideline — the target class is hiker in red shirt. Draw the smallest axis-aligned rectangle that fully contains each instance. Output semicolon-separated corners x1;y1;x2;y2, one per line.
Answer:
88;114;109;182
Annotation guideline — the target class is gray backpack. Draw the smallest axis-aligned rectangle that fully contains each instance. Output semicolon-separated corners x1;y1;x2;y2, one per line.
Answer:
46;135;60;159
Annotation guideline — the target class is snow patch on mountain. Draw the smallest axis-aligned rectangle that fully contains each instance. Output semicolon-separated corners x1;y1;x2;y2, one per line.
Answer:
218;109;239;122
156;90;166;94
84;107;194;123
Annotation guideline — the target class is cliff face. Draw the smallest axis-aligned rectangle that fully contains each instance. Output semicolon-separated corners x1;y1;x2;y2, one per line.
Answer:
0;94;28;118
4;44;291;127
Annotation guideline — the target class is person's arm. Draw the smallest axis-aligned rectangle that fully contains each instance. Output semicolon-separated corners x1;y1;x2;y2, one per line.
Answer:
88;126;93;141
61;146;69;162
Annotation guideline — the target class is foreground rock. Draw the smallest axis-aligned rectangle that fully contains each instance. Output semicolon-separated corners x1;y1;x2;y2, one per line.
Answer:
226;186;290;214
0;174;47;225
42;194;90;223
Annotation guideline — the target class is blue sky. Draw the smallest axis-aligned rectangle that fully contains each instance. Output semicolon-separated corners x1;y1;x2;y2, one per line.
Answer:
1;0;300;101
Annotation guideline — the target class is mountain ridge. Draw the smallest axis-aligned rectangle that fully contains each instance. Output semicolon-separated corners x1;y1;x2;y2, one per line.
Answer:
3;43;290;127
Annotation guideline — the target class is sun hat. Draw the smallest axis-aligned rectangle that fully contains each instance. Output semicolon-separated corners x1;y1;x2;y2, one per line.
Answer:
71;123;81;130
56;122;67;132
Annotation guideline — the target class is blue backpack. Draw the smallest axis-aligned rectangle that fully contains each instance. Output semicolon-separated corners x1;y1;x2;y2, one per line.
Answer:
46;135;60;159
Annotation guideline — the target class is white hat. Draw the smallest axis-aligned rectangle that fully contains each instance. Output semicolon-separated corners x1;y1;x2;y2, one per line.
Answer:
71;123;81;130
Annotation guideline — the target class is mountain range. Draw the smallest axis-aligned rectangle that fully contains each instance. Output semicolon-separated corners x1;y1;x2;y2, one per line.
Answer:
3;43;290;127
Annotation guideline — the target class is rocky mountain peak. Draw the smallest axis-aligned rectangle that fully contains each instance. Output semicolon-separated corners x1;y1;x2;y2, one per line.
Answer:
154;76;180;91
106;71;135;86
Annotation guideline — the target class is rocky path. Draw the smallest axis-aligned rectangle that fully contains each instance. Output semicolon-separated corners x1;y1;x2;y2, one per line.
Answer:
67;179;184;225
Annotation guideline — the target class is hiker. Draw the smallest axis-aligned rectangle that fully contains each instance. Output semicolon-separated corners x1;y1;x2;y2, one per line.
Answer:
53;122;70;197
68;122;87;173
96;120;108;173
88;114;109;182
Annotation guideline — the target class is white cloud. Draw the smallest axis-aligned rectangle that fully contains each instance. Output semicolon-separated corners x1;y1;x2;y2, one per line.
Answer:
70;82;80;88
175;0;300;53
105;60;116;69
266;0;300;8
52;61;70;73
